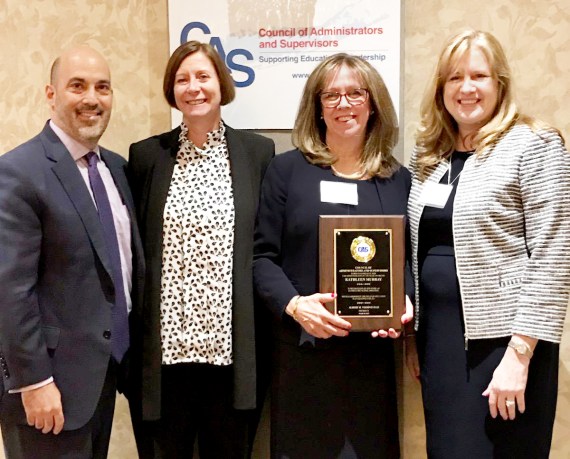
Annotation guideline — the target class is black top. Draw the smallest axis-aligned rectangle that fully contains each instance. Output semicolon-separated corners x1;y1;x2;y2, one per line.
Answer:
418;151;471;259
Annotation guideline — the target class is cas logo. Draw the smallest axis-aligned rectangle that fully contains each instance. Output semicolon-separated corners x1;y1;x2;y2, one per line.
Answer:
350;236;376;263
181;21;255;87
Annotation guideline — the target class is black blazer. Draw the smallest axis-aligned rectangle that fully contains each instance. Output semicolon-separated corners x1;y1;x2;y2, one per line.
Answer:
127;124;274;421
0;123;144;430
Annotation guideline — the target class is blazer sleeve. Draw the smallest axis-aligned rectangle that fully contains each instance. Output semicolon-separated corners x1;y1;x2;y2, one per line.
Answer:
253;155;299;319
512;131;570;341
0;157;53;390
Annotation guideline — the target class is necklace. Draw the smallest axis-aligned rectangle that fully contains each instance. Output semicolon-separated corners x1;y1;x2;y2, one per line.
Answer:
446;154;462;186
331;164;365;180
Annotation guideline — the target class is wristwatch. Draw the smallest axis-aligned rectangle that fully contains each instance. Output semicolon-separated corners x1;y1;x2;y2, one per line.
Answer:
507;340;534;359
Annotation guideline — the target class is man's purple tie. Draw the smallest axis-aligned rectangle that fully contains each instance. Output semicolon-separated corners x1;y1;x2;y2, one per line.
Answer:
86;151;129;363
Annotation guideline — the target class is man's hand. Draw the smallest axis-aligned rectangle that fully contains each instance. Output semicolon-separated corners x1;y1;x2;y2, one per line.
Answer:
21;382;64;434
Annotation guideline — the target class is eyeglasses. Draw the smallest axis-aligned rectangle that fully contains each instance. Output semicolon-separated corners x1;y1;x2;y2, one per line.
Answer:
319;88;369;108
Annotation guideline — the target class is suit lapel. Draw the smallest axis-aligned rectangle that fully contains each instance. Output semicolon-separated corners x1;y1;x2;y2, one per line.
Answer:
147;134;178;219
103;150;134;210
373;169;408;215
225;126;254;245
411;160;450;221
143;129;178;256
102;149;145;278
40;125;113;279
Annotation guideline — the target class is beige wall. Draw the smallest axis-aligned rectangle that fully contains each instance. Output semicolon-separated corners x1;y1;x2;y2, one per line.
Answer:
1;1;568;457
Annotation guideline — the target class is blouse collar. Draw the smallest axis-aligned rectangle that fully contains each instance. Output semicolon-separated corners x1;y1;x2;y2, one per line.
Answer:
179;121;226;152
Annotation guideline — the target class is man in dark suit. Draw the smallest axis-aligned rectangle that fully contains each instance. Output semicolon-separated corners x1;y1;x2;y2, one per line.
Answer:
0;45;143;458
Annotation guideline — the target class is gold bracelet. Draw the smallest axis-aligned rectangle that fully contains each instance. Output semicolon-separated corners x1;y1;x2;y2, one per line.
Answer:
288;295;302;322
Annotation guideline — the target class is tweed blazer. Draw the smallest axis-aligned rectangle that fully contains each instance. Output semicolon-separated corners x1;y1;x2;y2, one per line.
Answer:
408;123;570;343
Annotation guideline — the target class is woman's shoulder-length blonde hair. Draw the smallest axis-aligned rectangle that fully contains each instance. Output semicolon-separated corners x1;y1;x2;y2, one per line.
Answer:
292;53;400;178
415;29;560;179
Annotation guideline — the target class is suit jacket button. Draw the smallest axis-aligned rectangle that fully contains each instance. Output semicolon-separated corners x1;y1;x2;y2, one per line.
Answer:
103;330;112;339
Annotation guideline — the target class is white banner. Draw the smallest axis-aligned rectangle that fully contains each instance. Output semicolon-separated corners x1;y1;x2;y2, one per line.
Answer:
168;0;401;129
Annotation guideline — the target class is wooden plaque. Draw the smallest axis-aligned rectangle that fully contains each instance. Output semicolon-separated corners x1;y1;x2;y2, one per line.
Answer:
319;215;405;332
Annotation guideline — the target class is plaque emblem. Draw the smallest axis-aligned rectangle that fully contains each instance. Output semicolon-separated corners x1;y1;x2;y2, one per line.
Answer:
350;236;376;263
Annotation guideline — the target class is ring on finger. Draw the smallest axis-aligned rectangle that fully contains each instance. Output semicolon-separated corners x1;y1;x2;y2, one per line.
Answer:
505;400;515;408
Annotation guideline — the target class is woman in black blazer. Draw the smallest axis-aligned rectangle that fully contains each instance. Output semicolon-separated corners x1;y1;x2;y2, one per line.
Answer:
253;53;412;459
127;41;274;458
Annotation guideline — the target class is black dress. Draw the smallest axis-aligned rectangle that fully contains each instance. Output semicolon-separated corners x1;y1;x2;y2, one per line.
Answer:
416;152;559;458
254;150;411;459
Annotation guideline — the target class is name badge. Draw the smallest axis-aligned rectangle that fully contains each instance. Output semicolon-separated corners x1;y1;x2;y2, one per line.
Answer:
320;181;358;205
419;182;453;209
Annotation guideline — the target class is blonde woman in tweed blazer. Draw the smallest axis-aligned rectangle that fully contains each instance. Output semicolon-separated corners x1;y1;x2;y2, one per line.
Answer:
405;30;570;458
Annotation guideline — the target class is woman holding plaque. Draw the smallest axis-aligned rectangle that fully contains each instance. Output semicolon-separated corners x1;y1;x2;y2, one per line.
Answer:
405;30;570;457
253;53;412;458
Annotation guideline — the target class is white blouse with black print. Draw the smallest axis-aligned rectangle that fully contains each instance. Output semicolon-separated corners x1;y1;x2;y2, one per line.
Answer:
160;121;235;366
